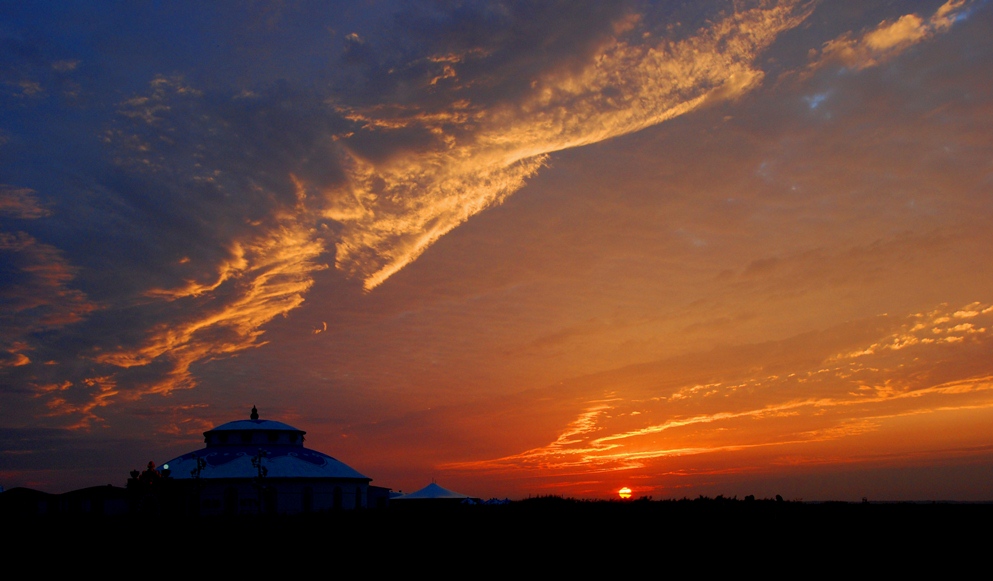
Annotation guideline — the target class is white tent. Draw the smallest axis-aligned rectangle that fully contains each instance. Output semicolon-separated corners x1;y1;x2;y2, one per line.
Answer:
394;482;471;501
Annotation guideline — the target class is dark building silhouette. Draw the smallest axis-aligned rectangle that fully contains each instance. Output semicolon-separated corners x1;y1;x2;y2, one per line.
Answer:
156;406;382;515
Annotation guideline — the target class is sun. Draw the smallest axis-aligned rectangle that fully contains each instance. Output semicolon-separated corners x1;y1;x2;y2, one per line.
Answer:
618;487;632;499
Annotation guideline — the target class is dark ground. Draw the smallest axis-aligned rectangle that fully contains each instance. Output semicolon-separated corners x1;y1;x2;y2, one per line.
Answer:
3;495;989;568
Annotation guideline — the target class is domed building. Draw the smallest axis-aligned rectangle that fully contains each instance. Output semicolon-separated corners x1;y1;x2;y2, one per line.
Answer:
155;407;380;515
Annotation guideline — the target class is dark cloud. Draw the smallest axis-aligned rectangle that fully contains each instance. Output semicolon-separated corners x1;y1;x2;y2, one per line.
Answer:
0;5;363;414
332;0;641;167
0;231;95;373
0;185;49;220
81;77;350;297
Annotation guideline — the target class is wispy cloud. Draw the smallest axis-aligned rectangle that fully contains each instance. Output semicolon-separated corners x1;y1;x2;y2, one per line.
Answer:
833;302;990;360
36;375;119;430
95;184;327;396
0;232;96;369
809;0;971;72
0;186;51;220
329;1;815;290
446;302;993;476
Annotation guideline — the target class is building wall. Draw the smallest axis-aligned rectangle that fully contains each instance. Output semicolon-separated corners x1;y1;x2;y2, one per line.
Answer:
194;479;369;515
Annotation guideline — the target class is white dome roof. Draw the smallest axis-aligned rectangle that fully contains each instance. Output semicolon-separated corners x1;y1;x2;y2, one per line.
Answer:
208;419;302;433
159;407;369;481
161;447;369;480
395;482;469;500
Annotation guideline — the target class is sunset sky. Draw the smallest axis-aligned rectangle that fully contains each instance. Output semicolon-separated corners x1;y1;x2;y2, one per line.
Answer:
3;0;993;501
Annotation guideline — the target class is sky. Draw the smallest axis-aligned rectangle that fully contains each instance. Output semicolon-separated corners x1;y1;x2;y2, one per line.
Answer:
2;0;993;501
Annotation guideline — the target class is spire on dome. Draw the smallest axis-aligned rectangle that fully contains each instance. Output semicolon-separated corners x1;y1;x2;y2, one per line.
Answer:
250;405;259;420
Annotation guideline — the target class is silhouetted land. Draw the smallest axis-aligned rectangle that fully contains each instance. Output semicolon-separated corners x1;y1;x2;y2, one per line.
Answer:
4;494;989;563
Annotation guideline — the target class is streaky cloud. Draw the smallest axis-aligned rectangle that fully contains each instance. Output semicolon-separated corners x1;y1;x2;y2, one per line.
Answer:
329;1;816;290
444;302;993;475
94;185;327;397
0;231;96;369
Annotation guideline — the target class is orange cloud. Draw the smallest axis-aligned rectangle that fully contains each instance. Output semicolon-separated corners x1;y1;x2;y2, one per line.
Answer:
0;185;51;219
445;302;993;478
329;2;815;290
834;302;990;360
0;231;96;370
810;0;970;71
95;183;327;397
35;375;119;430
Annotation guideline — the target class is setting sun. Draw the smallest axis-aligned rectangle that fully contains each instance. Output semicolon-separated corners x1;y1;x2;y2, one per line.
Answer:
619;487;633;500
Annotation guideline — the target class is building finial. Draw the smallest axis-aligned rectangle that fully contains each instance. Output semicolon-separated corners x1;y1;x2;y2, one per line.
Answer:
250;405;259;420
